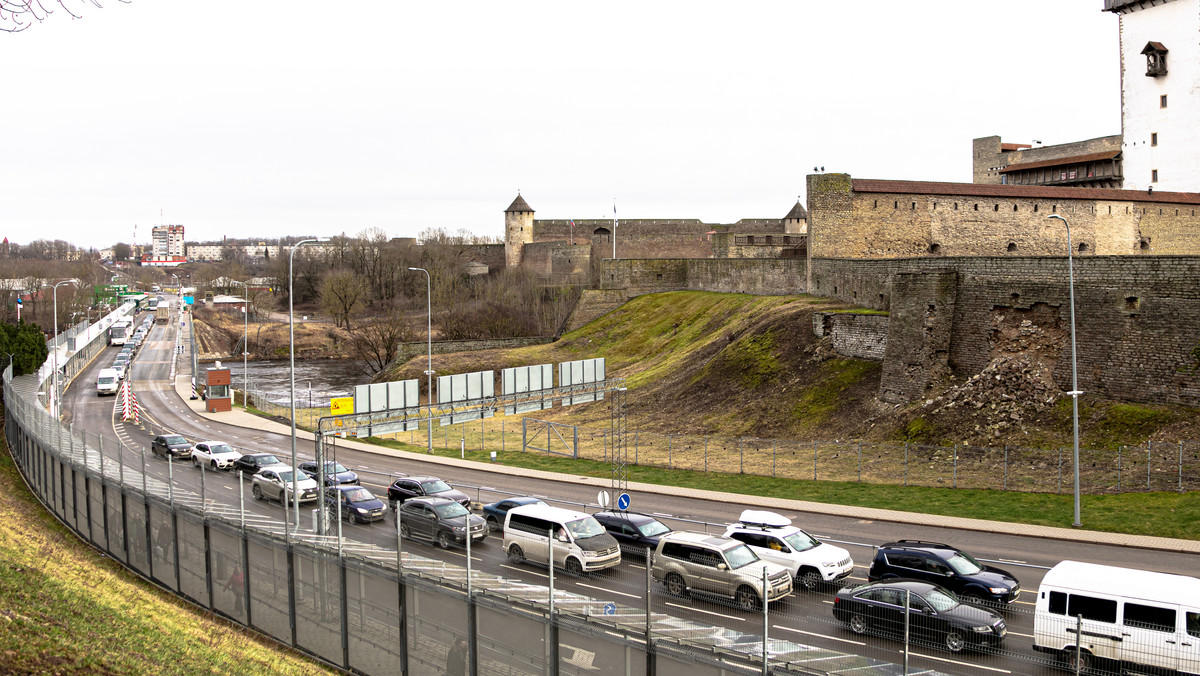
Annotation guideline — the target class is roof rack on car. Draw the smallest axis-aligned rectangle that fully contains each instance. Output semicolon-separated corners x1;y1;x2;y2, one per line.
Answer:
736;510;791;530
892;540;952;548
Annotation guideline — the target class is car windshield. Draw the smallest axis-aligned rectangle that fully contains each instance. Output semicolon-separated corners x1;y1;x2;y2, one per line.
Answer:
566;517;606;540
637;520;670;537
724;544;760;569
276;471;297;482
434;502;470;519
255;455;280;465
342;487;374;502
921;588;960;612
98;377;114;384
209;444;235;455
946;552;983;575
164;436;187;445
422;480;452;493
323;462;349;473
783;530;821;552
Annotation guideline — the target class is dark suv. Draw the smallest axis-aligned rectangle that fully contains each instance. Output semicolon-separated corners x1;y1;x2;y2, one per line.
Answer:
151;434;192;459
387;476;470;509
867;540;1020;607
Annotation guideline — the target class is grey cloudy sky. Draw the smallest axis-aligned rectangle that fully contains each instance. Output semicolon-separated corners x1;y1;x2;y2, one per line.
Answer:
3;1;1119;250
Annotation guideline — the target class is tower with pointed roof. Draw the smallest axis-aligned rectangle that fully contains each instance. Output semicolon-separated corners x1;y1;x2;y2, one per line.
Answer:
783;200;808;234
504;193;534;267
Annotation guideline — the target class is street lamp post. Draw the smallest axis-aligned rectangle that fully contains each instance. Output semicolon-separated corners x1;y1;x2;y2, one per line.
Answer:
408;267;434;454
230;279;250;411
45;281;73;419
290;238;327;529
1048;214;1083;528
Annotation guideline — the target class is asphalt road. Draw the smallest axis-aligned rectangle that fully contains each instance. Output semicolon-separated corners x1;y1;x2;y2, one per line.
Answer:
60;303;1200;676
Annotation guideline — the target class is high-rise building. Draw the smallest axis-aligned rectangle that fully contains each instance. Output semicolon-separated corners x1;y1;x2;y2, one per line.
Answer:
152;225;185;257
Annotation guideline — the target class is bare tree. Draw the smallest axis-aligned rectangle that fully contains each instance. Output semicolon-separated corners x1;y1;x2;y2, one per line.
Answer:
2;0;128;33
319;268;368;330
350;302;414;374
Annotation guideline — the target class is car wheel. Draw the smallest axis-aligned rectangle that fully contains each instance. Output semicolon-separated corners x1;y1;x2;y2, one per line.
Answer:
799;569;823;592
1062;649;1091;673
944;630;965;653
848;614;868;634
507;545;524;563
565;557;584;577
252;485;263;501
437;531;453;549
399;522;411;539
192;457;200;468
736;585;761;611
211;461;218;470
665;573;687;597
486;515;500;532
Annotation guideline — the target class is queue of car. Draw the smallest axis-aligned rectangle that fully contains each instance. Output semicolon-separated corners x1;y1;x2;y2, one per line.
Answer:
98;313;155;395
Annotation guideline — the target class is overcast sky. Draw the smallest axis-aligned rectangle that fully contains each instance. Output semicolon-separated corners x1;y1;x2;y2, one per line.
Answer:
3;1;1120;250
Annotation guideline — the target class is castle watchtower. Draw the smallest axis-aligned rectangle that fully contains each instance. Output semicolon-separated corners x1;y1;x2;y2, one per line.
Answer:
783;200;808;234
504;193;534;268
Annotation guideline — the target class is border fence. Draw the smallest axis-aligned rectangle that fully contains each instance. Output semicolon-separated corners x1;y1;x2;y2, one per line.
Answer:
6;320;955;675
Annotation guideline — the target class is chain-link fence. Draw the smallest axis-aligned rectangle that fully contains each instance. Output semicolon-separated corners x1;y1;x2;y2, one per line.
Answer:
349;416;1199;496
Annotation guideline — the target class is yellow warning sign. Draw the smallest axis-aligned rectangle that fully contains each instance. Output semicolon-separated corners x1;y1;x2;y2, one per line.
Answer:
330;397;354;416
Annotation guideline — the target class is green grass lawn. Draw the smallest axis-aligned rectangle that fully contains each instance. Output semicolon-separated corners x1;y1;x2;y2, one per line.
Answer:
365;437;1200;541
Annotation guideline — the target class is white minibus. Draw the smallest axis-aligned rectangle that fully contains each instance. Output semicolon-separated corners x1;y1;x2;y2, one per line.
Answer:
1033;560;1200;675
503;504;621;576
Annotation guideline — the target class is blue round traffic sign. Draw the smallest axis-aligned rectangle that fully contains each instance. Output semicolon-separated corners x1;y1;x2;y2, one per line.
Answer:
603;602;616;616
617;493;631;510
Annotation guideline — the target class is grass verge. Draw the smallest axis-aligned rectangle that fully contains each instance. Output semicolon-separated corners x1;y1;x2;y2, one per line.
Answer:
0;414;335;675
364;436;1200;541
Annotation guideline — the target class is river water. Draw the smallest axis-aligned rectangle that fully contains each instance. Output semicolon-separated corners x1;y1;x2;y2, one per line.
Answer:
225;359;372;407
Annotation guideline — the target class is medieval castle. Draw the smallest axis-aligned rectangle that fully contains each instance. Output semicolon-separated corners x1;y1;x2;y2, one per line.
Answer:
494;0;1200;410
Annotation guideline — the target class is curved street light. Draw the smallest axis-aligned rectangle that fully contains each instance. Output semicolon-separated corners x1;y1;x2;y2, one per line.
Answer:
408;267;434;454
1048;214;1082;528
43;280;74;419
289;238;328;529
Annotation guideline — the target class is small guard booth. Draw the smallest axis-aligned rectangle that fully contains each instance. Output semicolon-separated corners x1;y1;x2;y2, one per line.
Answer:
204;362;232;413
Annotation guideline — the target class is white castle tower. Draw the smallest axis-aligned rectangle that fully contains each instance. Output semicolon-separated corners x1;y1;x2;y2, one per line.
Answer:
1107;0;1200;191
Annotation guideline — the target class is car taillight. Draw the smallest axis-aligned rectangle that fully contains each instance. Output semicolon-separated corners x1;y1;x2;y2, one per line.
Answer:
833;597;840;605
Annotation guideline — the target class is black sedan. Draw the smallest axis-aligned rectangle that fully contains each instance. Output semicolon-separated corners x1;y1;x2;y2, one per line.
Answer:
387;476;470;509
832;580;1006;653
324;486;388;524
231;452;283;478
592;511;672;556
397;497;487;549
481;496;546;531
299;460;359;486
151;434;192;460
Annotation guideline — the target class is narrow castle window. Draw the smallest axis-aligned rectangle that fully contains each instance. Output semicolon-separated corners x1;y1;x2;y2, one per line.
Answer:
1013;204;1018;212
1007;242;1017;252
1151;132;1158;146
1034;204;1039;212
973;204;978;211
1152;169;1159;182
994;204;999;212
911;202;916;210
1160;94;1168;108
1078;242;1088;253
929;243;941;254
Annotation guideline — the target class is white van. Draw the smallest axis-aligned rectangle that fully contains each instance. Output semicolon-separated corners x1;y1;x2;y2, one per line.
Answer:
1033;560;1200;675
96;368;119;396
503;504;621;576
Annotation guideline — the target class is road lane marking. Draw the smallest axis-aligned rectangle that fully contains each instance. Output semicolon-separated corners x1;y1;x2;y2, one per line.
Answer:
577;583;640;600
907;652;1011;673
501;564;547;579
663;602;744;622
1007;631;1033;638
772;625;864;646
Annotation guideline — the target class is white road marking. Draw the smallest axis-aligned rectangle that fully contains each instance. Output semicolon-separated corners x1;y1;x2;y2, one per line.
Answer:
772;625;864;646
501;564;547;579
998;558;1026;564
577;583;640;600
663;602;744;622
907;651;1012;673
1008;630;1033;638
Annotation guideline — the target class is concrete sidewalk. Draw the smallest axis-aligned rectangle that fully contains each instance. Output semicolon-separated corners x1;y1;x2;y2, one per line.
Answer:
170;373;1200;555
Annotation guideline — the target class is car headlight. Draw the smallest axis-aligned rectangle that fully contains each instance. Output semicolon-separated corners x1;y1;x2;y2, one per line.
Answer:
988;587;1008;595
581;550;598;557
452;526;466;532
354;507;367;513
822;561;838;568
971;625;993;633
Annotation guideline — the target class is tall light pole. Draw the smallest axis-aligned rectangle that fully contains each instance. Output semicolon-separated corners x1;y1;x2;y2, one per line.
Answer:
408;267;434;454
230;279;250;411
290;238;327;528
1048;214;1082;528
45;281;73;419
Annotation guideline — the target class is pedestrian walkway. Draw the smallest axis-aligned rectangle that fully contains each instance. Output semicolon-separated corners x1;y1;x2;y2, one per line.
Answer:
169;370;1200;554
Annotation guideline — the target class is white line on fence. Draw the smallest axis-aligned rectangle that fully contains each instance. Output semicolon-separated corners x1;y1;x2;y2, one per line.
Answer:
663;602;745;622
906;652;1012;674
772;625;865;646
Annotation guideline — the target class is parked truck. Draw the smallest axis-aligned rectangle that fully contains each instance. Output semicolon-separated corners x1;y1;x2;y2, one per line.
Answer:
156;305;169;323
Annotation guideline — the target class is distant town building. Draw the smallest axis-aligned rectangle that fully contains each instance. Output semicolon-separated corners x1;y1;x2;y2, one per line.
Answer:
152;225;185;257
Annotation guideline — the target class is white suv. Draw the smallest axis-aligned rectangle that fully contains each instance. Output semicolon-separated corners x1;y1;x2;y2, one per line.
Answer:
723;510;853;591
252;464;320;504
190;441;242;470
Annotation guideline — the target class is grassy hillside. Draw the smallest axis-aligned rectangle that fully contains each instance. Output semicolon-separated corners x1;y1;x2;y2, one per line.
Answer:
0;413;334;675
381;290;1200;449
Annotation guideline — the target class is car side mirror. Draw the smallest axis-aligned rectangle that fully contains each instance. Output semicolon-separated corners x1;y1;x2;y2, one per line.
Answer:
922;606;934;615
557;534;570;542
717;563;727;571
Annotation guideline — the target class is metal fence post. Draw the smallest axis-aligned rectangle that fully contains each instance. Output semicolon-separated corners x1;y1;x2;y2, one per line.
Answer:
704;436;708;473
1118;445;1123;491
1058;447;1063;494
1179;441;1184;492
740;436;744;475
904;588;911;675
668;435;672;469
762;566;769;676
1074;614;1083;676
772;440;776;478
858;440;862;483
645;546;654;675
1003;446;1008;491
953;443;958;489
813;440;817;481
574;425;579;460
904;442;908;486
1147;440;1152;490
